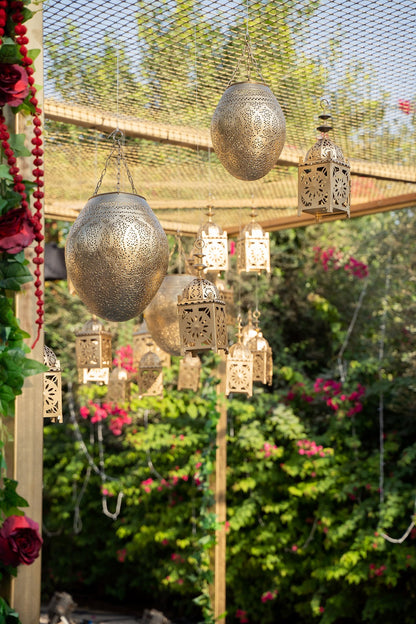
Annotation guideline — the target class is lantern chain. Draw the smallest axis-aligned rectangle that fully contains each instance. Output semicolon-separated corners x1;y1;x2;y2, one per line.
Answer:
227;33;265;87
93;129;137;196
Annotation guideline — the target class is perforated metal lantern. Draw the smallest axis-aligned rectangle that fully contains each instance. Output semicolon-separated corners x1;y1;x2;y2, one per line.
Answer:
211;81;286;181
75;316;112;370
65;191;169;321
237;211;270;274
196;206;228;273
144;274;194;356
177;243;228;356
216;280;236;327
43;346;62;422
247;312;273;386
133;320;171;369
138;350;163;397
241;310;258;345
298;109;350;219
106;366;130;404
78;367;110;385
225;318;253;397
177;352;201;392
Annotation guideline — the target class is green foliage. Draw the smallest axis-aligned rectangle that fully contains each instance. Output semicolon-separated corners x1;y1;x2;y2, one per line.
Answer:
0;597;22;624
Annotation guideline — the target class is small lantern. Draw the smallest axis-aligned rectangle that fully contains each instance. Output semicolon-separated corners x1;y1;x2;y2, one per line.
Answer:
225;317;253;397
215;279;236;327
241;310;258;345
196;206;228;273
75;316;112;370
106;366;130;404
138;348;163;397
177;240;228;356
246;311;273;386
43;345;63;423
298;101;350;220
177;352;201;392
78;367;110;385
133;320;171;369
237;210;270;274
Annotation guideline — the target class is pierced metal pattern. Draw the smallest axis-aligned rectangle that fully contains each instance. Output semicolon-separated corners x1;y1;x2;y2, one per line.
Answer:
144;274;194;356
43;346;62;422
237;218;270;274
197;207;229;272
78;367;110;385
211;81;286;181
75;317;112;370
106;367;130;404
247;331;273;386
177;353;201;392
65;192;169;321
225;342;253;397
138;350;163;397
133;320;171;369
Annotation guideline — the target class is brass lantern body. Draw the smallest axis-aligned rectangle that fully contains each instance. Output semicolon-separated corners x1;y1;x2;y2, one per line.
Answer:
75;317;112;370
177;277;228;356
225;341;253;397
197;207;228;273
65;192;169;322
107;366;130;404
237;219;270;274
138;350;163;397
144;274;194;356
216;280;236;327
211;81;286;181
247;331;273;386
133;320;171;369
43;346;63;422
79;367;110;385
177;353;201;392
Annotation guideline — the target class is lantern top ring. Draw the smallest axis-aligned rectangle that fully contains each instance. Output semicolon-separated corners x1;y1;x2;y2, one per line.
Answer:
320;98;330;111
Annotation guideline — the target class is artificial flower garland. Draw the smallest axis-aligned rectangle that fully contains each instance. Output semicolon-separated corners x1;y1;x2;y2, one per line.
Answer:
0;0;44;348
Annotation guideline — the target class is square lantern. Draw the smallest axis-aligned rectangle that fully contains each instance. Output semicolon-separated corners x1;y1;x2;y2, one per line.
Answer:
237;211;270;274
138;350;163;397
133;320;171;371
198;206;229;273
177;353;201;392
247;330;273;386
298;109;350;219
78;367;110;385
43;346;63;423
177;243;228;356
225;319;253;397
75;316;112;370
106;366;130;404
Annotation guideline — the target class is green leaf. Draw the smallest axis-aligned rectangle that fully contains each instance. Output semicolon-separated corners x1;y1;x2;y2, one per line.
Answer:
0;39;21;63
7;134;31;158
0;165;14;182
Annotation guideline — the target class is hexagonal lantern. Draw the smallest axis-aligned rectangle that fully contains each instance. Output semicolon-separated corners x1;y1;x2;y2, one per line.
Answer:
225;317;253;397
197;206;228;273
138;349;163;398
75;316;112;386
133;320;171;370
43;345;62;423
246;311;273;386
106;366;130;404
298;105;350;220
177;240;228;356
177;352;201;392
237;210;270;274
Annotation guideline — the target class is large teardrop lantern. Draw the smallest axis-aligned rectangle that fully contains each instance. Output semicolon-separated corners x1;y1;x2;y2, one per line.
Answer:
65;131;169;322
211;36;286;181
298;101;350;220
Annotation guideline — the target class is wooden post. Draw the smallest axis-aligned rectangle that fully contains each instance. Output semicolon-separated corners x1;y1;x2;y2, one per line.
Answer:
213;356;227;622
2;4;44;623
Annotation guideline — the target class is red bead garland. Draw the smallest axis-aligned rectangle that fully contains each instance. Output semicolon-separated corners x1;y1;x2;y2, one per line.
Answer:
0;2;45;348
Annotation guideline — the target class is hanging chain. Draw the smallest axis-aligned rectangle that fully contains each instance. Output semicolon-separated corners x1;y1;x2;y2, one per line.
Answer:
228;33;265;87
93;129;137;196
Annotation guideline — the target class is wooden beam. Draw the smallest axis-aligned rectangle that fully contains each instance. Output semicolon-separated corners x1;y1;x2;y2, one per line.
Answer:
44;100;416;183
214;358;227;623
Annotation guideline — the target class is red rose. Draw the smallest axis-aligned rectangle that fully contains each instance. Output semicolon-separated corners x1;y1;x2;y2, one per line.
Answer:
0;515;43;567
0;63;29;108
0;206;36;254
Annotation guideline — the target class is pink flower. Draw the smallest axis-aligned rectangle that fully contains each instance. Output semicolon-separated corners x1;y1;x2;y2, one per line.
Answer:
116;548;126;563
177;578;184;585
319;606;325;613
230;241;236;256
80;406;90;419
399;99;413;114
291;544;298;552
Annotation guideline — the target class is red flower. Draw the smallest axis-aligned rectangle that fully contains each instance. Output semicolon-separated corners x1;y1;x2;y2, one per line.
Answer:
0;63;29;107
0;515;43;567
399;99;413;115
0;206;36;254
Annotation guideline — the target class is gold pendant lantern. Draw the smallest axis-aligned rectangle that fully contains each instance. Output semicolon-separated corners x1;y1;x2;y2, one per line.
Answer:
298;101;350;220
75;316;112;386
133;320;171;370
144;274;194;356
215;279;236;327
138;348;163;398
225;317;253;397
43;346;62;422
196;206;228;273
246;311;273;386
65;131;169;321
106;366;130;404
211;36;286;181
177;240;228;356
177;352;201;392
237;210;270;274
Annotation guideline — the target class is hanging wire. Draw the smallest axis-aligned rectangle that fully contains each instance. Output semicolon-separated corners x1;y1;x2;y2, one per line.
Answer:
378;252;391;508
337;278;369;382
93;129;137;196
73;466;91;535
143;410;166;481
